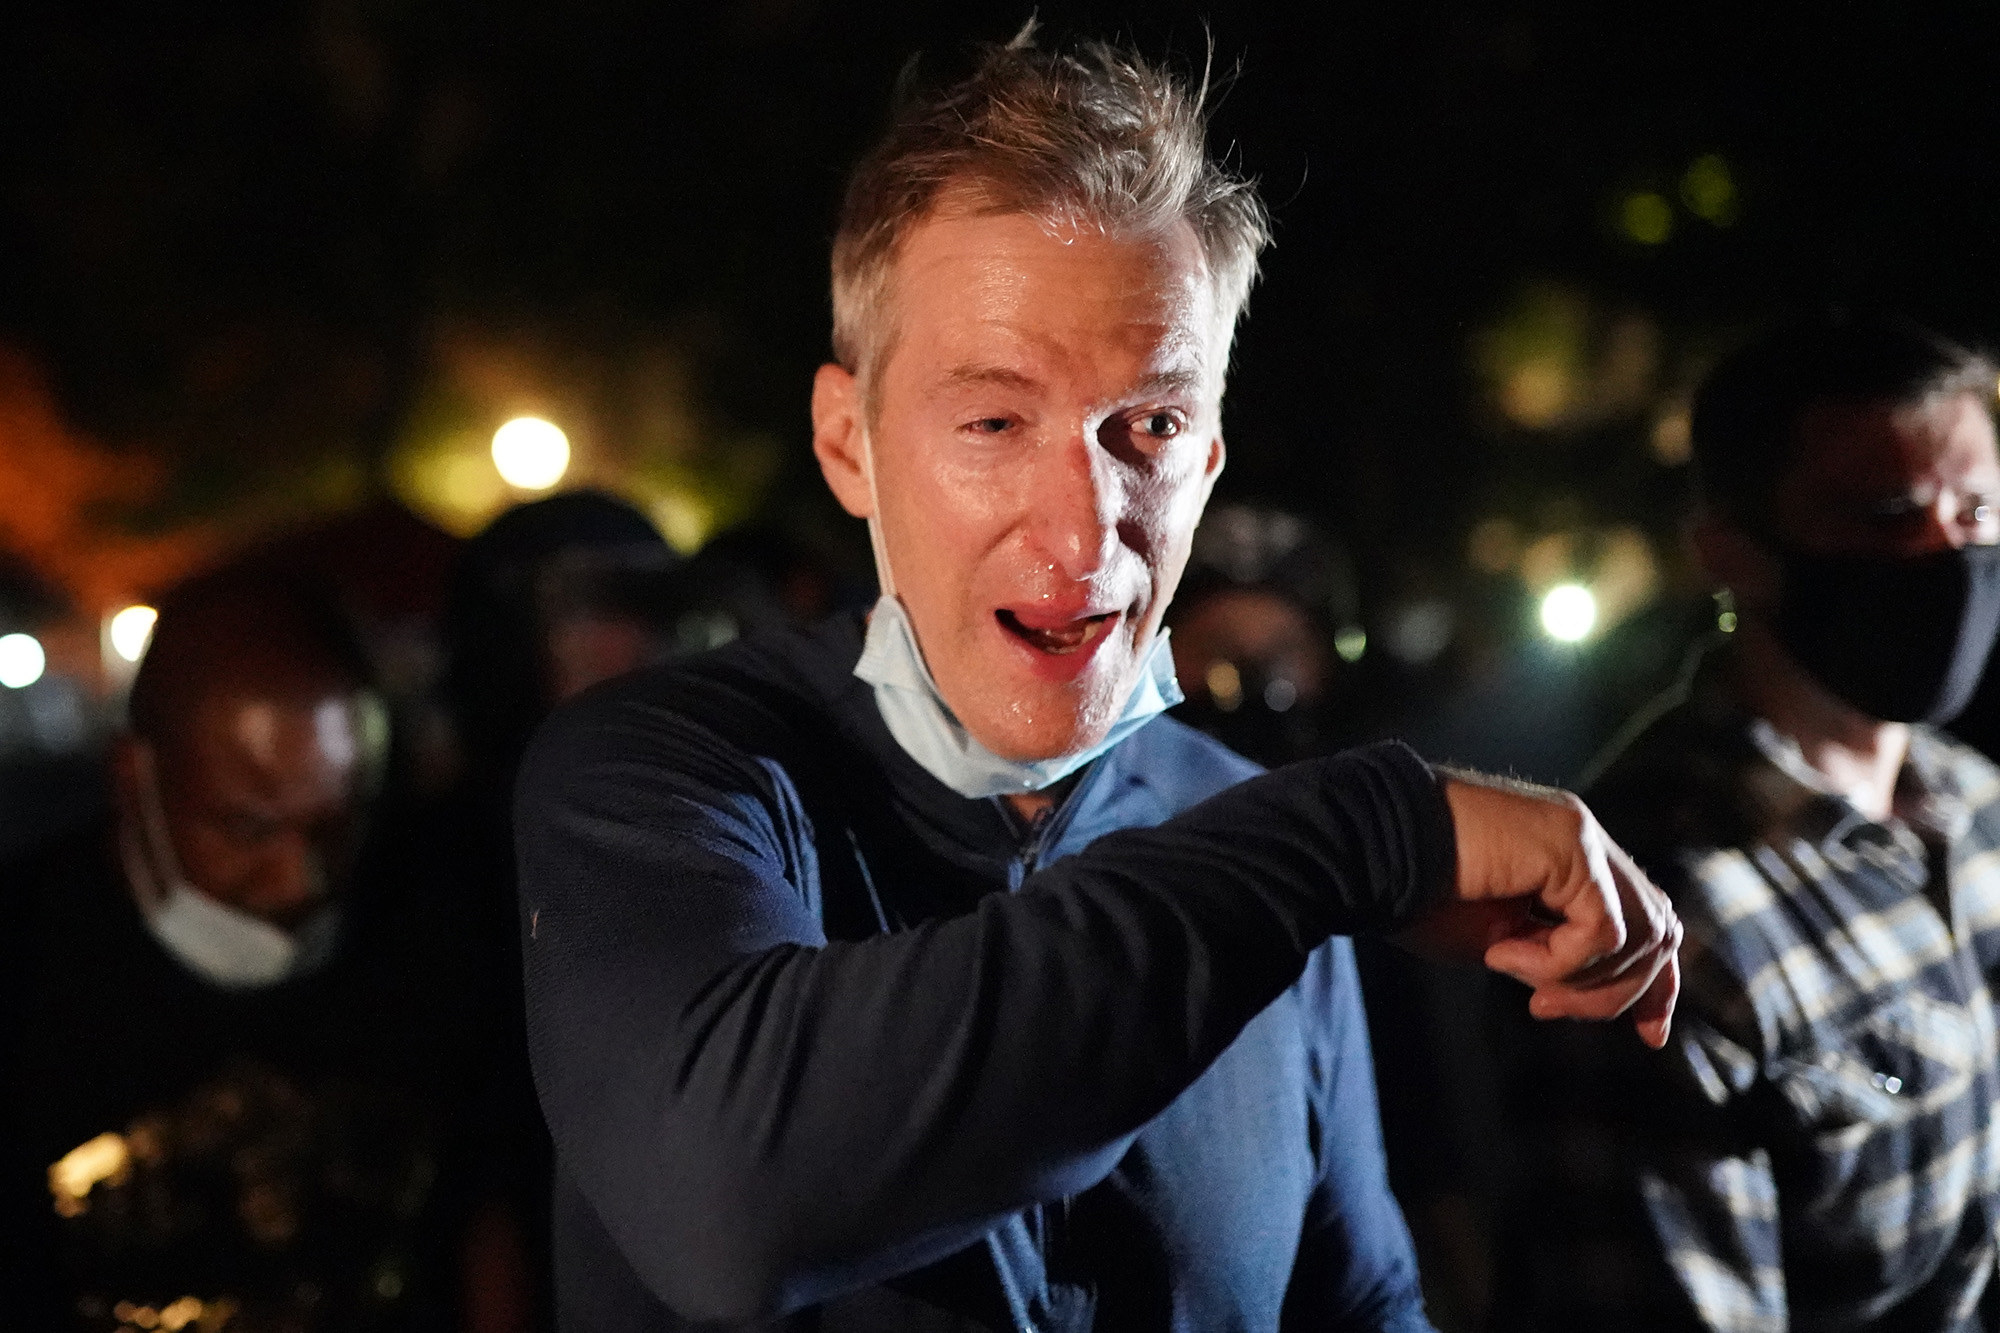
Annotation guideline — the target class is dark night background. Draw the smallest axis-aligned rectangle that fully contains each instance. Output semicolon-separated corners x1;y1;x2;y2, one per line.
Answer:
7;0;2000;782
5;6;2000;1328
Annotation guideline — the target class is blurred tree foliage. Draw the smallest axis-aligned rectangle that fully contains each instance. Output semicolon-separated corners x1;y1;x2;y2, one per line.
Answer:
0;0;1996;607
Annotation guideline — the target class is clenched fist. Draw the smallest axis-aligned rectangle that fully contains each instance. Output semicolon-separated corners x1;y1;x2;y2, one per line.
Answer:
1399;769;1683;1048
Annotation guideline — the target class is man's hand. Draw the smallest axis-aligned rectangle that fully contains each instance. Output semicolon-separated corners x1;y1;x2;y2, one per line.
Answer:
1397;771;1683;1048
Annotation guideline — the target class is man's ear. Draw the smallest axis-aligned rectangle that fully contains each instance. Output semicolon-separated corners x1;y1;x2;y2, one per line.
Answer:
1690;509;1779;612
812;363;873;520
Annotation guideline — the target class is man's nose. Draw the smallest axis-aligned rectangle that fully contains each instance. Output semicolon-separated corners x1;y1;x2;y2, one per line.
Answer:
1923;494;1986;551
1028;427;1120;582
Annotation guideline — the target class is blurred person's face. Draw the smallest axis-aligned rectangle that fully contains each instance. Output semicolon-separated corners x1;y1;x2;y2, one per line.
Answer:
115;689;376;931
1703;391;2000;610
1170;586;1331;767
1171;588;1327;711
544;614;658;704
812;209;1227;762
1776;392;2000;560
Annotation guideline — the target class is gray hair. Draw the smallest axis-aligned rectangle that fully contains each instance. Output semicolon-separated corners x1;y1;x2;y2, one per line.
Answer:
830;25;1273;390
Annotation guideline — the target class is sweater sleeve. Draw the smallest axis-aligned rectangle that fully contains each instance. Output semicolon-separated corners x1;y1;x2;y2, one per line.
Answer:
515;692;1453;1324
1282;941;1435;1332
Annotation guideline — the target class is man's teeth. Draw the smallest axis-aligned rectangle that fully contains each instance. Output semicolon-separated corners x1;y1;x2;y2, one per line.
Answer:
1013;615;1109;654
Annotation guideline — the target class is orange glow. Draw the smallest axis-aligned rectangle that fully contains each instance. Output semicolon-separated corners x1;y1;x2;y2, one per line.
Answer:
0;347;218;613
49;1131;129;1218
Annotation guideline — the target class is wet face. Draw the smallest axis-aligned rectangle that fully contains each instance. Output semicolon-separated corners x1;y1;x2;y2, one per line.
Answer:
814;209;1228;761
123;688;376;930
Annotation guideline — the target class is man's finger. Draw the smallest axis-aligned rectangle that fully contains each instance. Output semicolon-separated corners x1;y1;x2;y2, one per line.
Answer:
1525;938;1672;1024
1540;867;1674;990
1630;925;1682;1049
1482;879;1624;988
1535;914;1678;1007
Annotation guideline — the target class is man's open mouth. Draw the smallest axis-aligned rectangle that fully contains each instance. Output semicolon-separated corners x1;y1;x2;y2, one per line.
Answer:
996;608;1119;655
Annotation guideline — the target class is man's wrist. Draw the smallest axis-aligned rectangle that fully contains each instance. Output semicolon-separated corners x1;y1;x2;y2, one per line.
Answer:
1321;740;1457;931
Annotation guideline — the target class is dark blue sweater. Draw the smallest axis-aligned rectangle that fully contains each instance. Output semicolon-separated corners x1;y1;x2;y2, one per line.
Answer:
515;614;1450;1332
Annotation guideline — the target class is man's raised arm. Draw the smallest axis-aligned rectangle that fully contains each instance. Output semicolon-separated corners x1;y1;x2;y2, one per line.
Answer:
518;693;1677;1325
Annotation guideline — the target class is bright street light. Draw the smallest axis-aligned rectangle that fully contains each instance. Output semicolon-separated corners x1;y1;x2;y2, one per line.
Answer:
0;632;47;688
492;417;570;490
1539;583;1598;643
109;605;158;663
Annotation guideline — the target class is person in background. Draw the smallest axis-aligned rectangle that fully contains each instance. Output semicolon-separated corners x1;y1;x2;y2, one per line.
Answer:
689;524;858;630
444;491;682;789
1496;312;2000;1332
515;29;1679;1332
438;490;686;1333
439;490;822;1329
1167;503;1355;768
0;566;511;1332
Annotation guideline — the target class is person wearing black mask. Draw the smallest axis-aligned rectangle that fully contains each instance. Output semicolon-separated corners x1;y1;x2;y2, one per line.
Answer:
1493;313;2000;1332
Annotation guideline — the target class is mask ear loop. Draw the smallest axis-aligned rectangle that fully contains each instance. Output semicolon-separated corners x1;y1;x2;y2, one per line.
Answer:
859;423;897;600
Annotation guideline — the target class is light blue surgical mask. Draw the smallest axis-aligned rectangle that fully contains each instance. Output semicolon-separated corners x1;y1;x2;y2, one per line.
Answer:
853;593;1181;798
120;742;343;990
849;425;1182;798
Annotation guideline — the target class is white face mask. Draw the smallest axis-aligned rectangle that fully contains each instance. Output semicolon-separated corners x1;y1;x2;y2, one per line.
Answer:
120;743;343;990
849;428;1183;799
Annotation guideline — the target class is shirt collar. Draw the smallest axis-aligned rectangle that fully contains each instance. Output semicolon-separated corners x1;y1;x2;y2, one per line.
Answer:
1685;644;1977;851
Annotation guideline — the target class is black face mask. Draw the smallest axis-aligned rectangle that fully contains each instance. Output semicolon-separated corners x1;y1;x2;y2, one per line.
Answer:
1773;544;2000;724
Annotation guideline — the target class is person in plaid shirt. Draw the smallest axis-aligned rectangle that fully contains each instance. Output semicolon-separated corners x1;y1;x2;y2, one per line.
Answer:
1497;313;2000;1333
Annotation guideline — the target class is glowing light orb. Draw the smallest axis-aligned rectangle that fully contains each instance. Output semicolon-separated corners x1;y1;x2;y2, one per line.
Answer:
109;605;158;663
1679;154;1738;225
491;417;570;490
49;1131;129;1218
0;632;46;688
1540;584;1598;643
1620;191;1673;245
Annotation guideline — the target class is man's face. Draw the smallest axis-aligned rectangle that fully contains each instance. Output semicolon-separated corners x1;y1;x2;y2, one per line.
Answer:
1705;391;2000;617
1775;391;2000;559
126;689;375;930
814;209;1227;762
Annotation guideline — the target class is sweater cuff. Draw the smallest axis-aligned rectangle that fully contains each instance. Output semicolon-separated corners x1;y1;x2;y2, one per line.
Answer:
1344;739;1457;931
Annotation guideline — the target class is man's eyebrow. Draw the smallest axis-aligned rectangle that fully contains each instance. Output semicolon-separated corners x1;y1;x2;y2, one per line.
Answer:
936;364;1205;396
1133;367;1205;397
939;364;1043;392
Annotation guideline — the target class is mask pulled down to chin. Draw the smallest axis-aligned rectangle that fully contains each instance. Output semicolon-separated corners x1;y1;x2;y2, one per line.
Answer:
120;745;343;990
853;594;1183;800
848;428;1183;800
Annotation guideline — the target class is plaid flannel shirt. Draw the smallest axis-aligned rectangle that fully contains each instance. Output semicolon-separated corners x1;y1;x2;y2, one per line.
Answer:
1544;649;2000;1333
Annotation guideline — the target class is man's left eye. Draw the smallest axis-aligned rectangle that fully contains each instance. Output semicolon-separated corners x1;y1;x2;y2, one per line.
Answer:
1137;412;1182;439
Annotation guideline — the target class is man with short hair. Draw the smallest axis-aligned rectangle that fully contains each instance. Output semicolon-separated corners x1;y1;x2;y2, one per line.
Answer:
518;33;1679;1332
1504;313;2000;1332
